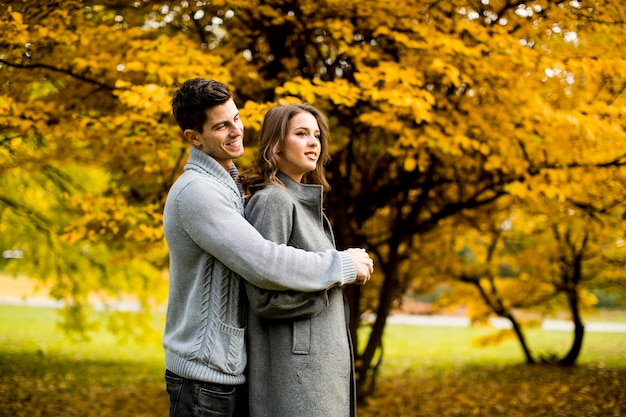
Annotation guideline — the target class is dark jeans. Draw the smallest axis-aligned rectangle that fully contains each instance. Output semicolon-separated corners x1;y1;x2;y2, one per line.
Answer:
165;370;248;417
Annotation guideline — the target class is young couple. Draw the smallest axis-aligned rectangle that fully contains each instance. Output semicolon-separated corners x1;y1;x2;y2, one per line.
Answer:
162;78;374;417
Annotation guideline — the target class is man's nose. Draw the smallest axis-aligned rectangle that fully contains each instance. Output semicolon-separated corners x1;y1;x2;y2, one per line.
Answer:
230;123;243;136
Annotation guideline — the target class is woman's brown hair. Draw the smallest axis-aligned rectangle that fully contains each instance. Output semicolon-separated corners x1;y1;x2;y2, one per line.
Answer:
242;103;331;200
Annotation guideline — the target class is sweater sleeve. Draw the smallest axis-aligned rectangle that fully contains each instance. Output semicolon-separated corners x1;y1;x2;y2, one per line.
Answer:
174;176;356;291
244;188;330;319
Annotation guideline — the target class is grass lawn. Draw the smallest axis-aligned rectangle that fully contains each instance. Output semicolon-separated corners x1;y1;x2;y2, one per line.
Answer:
373;321;626;372
358;322;626;416
1;304;625;416
0;305;167;417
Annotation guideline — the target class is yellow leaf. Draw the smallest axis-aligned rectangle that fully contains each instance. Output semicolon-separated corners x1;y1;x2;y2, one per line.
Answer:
404;157;417;172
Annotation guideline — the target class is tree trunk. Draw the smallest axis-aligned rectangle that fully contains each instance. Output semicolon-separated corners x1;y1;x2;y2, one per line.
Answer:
356;249;399;399
559;286;585;366
470;280;537;364
505;312;536;364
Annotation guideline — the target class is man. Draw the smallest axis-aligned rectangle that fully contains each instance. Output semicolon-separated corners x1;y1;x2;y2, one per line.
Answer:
163;78;374;417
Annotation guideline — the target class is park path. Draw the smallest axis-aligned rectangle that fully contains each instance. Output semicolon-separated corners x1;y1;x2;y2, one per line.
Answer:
3;298;625;332
2;274;625;332
387;314;626;333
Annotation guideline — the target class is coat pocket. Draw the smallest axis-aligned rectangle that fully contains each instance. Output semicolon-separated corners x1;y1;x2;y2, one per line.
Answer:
292;319;311;354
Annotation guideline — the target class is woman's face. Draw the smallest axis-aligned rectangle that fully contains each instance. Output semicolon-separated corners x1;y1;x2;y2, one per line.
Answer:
278;111;320;182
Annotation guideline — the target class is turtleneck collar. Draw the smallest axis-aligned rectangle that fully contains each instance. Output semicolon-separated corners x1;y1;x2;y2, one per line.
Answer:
186;146;242;198
276;171;324;205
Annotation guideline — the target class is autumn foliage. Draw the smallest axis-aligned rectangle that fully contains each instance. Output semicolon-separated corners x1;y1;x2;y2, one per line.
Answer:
1;0;625;396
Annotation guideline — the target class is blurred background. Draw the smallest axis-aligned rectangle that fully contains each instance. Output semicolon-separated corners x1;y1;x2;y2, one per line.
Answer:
1;1;625;415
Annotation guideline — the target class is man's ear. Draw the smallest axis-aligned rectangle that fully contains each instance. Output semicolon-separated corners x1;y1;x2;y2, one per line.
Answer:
183;129;199;146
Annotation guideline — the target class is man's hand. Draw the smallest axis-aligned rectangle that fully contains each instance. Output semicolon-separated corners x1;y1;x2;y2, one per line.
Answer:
345;248;374;285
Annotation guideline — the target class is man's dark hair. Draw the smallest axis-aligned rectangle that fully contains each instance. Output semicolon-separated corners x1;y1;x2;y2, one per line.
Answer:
171;78;233;133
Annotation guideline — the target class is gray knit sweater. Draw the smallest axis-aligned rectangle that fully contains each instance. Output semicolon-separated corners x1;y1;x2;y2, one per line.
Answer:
162;146;357;385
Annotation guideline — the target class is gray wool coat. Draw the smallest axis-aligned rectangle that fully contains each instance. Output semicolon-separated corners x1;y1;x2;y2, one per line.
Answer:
244;172;356;417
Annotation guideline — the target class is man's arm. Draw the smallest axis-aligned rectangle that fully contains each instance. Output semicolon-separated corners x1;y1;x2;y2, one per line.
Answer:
174;177;366;291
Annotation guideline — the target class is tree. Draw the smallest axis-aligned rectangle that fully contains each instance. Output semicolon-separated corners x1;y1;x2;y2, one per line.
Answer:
0;0;229;336
427;184;626;366
1;0;625;396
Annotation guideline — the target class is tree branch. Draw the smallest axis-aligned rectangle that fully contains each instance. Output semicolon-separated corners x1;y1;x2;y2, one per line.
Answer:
0;59;113;91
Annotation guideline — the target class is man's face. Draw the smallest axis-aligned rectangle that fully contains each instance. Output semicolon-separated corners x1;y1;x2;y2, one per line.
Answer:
184;98;244;171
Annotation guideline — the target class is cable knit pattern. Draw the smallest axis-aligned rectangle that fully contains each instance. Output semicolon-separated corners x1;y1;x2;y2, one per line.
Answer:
193;257;213;362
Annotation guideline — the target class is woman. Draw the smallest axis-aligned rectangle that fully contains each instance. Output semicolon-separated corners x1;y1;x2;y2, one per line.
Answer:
242;103;362;417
